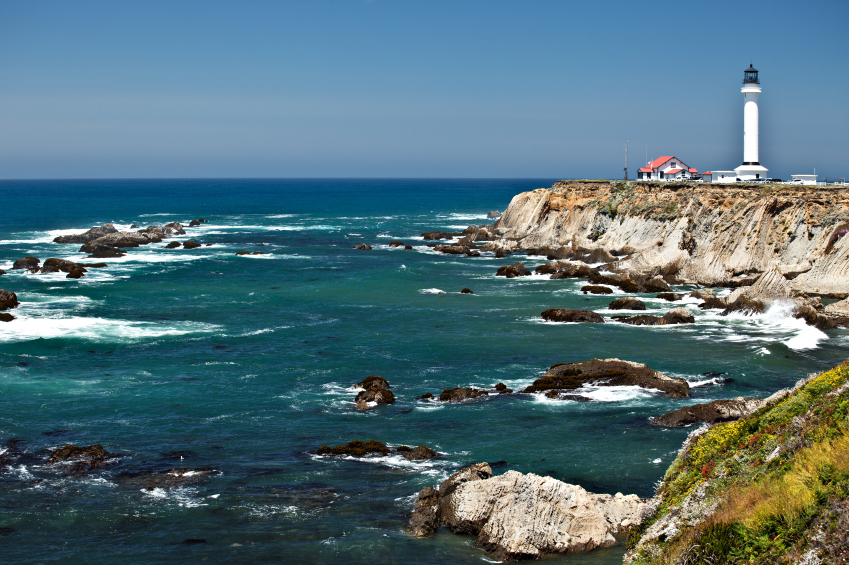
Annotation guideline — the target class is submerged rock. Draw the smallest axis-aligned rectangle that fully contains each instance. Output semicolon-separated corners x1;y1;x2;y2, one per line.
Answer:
48;444;113;473
316;440;435;460
612;307;694;326
164;241;181;249
117;467;218;489
522;358;689;398
460;288;473;294
40;258;88;274
397;445;438;461
609;297;646;310
656;292;683;301
421;231;459;240
353;244;372;250
409;463;648;560
494;383;513;394
0;290;19;310
388;241;405;247
651;397;765;427
540;309;604;323
182;241;201;249
438;387;489;402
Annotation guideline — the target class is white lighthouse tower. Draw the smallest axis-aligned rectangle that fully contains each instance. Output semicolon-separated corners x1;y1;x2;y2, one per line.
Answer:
735;65;769;181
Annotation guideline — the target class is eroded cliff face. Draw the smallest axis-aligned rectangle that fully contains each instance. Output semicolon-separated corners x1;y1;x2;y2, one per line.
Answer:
490;181;849;296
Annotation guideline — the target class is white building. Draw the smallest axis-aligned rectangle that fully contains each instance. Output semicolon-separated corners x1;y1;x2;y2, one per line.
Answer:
637;156;698;181
734;65;769;181
703;171;739;183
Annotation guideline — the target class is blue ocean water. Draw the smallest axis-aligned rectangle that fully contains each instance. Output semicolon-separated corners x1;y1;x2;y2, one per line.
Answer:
0;179;847;564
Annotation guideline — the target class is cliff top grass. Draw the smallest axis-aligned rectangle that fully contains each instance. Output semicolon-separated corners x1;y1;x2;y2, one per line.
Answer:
627;362;849;564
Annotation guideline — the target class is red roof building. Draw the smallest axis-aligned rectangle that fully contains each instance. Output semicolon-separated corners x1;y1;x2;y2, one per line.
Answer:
637;156;698;181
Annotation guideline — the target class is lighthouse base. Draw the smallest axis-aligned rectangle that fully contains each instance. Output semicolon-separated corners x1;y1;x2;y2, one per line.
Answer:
734;164;769;182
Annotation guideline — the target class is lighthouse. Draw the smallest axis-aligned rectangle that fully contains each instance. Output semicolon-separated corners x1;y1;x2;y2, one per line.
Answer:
734;65;769;181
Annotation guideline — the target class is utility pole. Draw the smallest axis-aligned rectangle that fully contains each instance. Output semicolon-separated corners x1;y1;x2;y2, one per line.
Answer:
624;141;629;181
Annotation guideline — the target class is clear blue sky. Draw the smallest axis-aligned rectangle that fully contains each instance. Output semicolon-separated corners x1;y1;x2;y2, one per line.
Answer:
1;0;847;180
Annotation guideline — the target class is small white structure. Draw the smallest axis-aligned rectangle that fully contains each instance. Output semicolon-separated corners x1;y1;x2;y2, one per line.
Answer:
734;65;769;181
637;156;698;180
705;171;739;183
791;174;818;185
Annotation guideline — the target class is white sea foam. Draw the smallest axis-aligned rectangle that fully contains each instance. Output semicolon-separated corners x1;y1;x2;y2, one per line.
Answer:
266;214;299;219
0;315;220;344
420;288;445;294
436;213;490;221
722;300;828;351
141;486;208;508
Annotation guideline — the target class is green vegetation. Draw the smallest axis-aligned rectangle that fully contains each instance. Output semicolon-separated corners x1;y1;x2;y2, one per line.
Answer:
627;362;849;564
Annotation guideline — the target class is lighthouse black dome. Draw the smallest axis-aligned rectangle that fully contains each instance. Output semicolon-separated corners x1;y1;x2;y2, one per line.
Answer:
744;64;759;84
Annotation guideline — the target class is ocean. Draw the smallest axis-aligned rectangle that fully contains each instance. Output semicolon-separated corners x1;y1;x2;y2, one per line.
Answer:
1;179;846;564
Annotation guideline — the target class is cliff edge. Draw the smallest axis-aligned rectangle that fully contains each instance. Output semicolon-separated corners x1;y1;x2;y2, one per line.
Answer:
486;181;849;297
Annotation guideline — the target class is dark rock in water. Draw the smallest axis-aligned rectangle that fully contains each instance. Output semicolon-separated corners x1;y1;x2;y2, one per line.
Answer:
494;251;506;258
182;241;201;249
235;251;250;255
536;261;600;279
402;445;438;461
164;241;181;249
0;290;20;310
0;527;16;536
421;231;458;240
612;314;662;326
84;245;126;258
189;220;201;227
0;313;14;322
54;223;120;244
404;245;413;250
609;297;646;310
495;262;531;278
540;309;604;323
160;450;196;460
317;439;391;458
353;243;372;250
438;387;489;402
389;241;405;247
409;487;441;536
48;444;113;472
460;288;473;294
720;296;766;316
355;386;395;405
66;269;84;279
419;393;434;400
182;538;207;544
435;245;466;255
581;285;613;295
644;275;672;293
651;397;765;427
613;308;694;326
465;250;481;257
544;390;592;402
702;371;726;377
130;224;138;229
356;375;390;389
792;303;837;330
487;210;501;219
662;307;695;324
656;293;683;301
522;358;689;398
40;258;88;274
12;257;40;271
494;383;513;394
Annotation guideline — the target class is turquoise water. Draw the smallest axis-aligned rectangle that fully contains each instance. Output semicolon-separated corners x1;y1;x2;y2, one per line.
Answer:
1;179;847;564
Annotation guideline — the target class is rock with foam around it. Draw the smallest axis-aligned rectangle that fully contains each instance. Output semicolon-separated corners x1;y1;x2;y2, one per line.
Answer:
412;464;647;560
53;223;119;244
0;290;20;310
524;358;689;398
651;397;765;427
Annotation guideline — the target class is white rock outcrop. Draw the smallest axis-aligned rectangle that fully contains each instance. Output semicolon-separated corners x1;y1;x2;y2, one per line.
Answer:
410;463;648;561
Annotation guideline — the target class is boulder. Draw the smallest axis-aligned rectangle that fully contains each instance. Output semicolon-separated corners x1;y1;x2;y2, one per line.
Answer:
353;244;372;250
40;258;87;274
189;220;200;227
460;288;474;294
0;290;20;310
688;288;715;301
12;257;40;271
535;260;599;279
182;241;201;249
82;244;126;258
662;307;695;324
651;397;765;427
435;245;467;255
496;262;531;278
404;245;413;250
66;269;84;279
251;251;265;255
317;439;391;457
609;297;646;310
611;314;663;326
164;241;181;249
494;383;513;394
655;293;683;301
581;285;613;295
438;387;489;402
588;274;640;293
822;298;849;327
0;269;4;275
356;375;390;389
541;309;604;323
388;241;405;247
487;210;501;219
355;386;395;405
410;463;648;560
522;359;689;398
400;445;438;461
644;275;672;293
0;313;14;322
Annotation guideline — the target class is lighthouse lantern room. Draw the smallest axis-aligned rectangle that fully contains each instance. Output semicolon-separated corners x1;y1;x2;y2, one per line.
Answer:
734;65;769;181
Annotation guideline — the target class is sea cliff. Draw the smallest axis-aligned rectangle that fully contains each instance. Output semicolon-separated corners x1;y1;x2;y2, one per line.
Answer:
485;181;849;297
